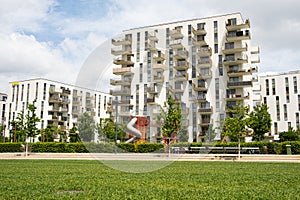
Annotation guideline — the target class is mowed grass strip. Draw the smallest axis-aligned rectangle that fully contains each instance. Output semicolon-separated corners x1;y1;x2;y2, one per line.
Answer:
0;160;299;199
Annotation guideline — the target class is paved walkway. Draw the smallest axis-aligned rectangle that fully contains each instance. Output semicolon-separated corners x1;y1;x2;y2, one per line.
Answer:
1;153;300;162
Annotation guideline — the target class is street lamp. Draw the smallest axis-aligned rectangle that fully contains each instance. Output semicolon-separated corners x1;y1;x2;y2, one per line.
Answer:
114;96;118;144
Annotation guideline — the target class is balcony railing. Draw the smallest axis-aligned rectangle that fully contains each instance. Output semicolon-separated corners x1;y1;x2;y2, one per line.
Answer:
153;52;165;61
170;28;183;39
112;67;133;75
226;19;250;31
111;37;132;46
174;62;189;70
197;47;212;56
222;43;248;54
169;40;184;49
198;107;213;114
174;50;188;59
223;56;248;65
192;27;207;36
153;75;164;82
226;31;251;42
110;89;131;96
227;81;252;88
111;48;132;56
153;64;165;71
113;57;134;66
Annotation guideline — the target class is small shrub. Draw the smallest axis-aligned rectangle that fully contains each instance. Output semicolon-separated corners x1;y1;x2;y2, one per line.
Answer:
0;143;23;152
136;143;164;153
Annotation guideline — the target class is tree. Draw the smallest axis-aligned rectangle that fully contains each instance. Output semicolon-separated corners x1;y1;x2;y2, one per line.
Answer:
97;118;126;142
248;104;272;141
69;126;80;143
25;101;40;141
160;95;182;139
78;112;96;142
279;128;300;141
222;104;249;142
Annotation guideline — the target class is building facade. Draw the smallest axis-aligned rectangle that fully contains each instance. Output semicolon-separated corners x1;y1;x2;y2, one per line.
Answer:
5;78;112;141
110;13;260;142
260;71;300;139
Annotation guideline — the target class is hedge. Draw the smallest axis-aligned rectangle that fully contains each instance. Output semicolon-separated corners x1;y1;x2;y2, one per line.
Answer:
136;143;164;153
0;143;23;152
170;142;202;147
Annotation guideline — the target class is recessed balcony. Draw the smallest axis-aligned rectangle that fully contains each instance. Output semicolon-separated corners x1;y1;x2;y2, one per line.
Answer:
223;56;248;66
174;50;188;59
197;59;212;68
192;27;207;36
174;73;188;81
148;32;158;42
153;75;164;82
170;28;184;39
112;37;132;46
148;43;158;52
197;71;212;79
197;47;212;56
111;48;132;56
227;68;253;77
222;44;248;54
227;81;252;88
192;83;207;91
225;93;249;101
112;67;133;75
191;95;207;103
226;31;251;42
226;19;250;31
153;52;165;61
147;97;158;105
198;107;213;114
174;62;189;70
147;86;158;94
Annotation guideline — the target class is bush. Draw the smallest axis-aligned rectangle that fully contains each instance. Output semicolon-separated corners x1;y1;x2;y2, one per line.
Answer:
136;143;164;153
116;143;135;152
0;143;23;152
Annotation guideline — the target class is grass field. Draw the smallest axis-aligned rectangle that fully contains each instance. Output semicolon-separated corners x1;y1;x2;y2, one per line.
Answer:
0;160;299;199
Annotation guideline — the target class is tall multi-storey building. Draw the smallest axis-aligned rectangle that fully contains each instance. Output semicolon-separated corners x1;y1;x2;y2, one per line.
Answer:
5;78;112;141
0;93;7;129
260;71;300;139
110;13;260;142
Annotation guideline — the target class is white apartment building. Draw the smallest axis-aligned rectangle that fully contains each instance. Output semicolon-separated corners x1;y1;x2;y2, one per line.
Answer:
5;78;112;141
0;93;7;127
260;71;300;138
110;12;260;142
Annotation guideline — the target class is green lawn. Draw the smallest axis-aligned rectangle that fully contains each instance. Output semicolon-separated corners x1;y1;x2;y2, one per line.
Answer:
0;160;299;199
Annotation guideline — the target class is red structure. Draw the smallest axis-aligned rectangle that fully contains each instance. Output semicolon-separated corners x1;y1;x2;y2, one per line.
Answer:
129;116;149;142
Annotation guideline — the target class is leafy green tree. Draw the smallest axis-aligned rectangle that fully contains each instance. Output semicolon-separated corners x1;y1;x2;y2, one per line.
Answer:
10;111;26;142
176;126;188;142
222;104;249;142
25;101;40;141
97;118;126;142
160;95;182;138
279;128;300;141
69;126;80;143
248;103;272;141
78;112;95;142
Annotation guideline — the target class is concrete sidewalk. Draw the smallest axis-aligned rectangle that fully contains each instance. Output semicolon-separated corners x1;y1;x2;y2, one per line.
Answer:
1;152;300;162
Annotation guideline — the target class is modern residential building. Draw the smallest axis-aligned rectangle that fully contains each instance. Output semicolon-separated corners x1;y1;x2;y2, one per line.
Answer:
260;71;300;139
5;78;112;141
110;12;260;142
0;93;7;129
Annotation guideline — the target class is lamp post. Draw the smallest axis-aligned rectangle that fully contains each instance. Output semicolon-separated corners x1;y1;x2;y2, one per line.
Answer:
115;97;118;144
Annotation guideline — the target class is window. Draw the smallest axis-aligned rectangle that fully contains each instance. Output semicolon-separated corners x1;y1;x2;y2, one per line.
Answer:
215;78;219;100
213;21;218;31
139;64;143;83
197;23;205;30
293;76;298;93
274;122;278;134
296;113;299;129
272;79;276;95
283;104;288;121
214;44;218;54
265;79;269;95
214;33;218;43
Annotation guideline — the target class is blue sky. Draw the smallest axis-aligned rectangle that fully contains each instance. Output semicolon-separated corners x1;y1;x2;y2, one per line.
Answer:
0;0;300;93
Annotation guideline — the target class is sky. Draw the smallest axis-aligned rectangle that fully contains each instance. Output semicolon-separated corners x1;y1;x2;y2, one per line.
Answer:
0;0;300;93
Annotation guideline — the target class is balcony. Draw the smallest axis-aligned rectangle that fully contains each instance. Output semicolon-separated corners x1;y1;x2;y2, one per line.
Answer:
197;47;212;56
223;56;248;66
199;120;211;127
72;100;81;106
251;55;260;64
226;31;251;42
193;83;207;91
148;43;158;52
190;95;207;102
222;44;248;54
198;107;213;114
192;27;207;36
227;68;253;77
106;106;113;113
174;62;189;70
197;59;212;68
251;46;260;54
152;63;165;71
225;93;249;101
153;75;164;82
174;84;184;92
147;86;158;94
148;32;158;42
147;97;158;105
86;103;94;108
119;110;132;116
110;78;131;86
226;19;250;31
192;38;207;46
170;28;183;39
118;100;133;106
113;57;134;65
174;73;188;81
169;40;184;49
110;89;131;96
227;81;252;88
197;71;212;79
111;37;131;46
112;67;133;75
72;109;81;114
174;50;188;59
153;52;165;61
49;88;61;94
111;48;132;56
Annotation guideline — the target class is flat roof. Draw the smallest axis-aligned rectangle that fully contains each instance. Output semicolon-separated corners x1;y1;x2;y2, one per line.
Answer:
9;77;111;95
124;12;243;32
